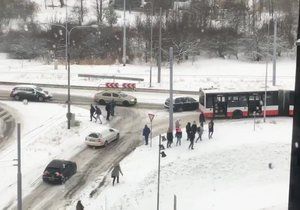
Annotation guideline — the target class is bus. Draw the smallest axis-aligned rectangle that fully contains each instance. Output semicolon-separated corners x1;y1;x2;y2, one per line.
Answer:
199;88;294;119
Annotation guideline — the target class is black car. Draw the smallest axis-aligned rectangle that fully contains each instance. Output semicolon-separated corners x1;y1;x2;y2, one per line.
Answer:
42;159;77;184
164;97;199;112
10;85;52;102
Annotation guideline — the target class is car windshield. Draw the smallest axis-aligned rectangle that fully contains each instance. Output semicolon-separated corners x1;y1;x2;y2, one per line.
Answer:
36;87;43;91
120;93;128;97
88;133;99;138
46;167;61;173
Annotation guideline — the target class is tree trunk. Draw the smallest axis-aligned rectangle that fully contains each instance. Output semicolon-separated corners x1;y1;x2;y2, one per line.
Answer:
80;0;84;25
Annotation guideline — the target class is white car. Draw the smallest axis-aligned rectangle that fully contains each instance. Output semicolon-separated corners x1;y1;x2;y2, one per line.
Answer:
85;128;120;147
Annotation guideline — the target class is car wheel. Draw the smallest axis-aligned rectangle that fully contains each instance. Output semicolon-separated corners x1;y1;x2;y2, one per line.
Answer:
232;110;243;119
14;95;20;101
99;99;106;105
38;96;44;102
123;101;130;106
104;141;108;147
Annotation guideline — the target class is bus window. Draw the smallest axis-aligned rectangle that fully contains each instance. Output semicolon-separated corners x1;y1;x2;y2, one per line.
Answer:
240;96;247;106
206;95;213;108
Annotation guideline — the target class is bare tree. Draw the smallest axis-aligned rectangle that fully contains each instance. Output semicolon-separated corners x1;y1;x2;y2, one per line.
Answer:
95;0;103;23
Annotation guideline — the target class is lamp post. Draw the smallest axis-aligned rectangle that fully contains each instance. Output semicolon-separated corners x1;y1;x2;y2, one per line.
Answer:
146;0;154;87
123;0;126;66
253;51;271;123
157;134;166;210
51;24;98;129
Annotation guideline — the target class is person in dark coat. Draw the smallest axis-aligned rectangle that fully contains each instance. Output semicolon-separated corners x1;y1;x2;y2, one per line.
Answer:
95;105;102;124
110;99;116;116
208;119;214;139
111;164;123;186
76;200;84;210
188;129;195;150
191;121;197;135
90;104;96;121
105;103;111;121
142;125;151;145
185;122;191;141
167;128;173;148
175;127;182;146
199;111;206;127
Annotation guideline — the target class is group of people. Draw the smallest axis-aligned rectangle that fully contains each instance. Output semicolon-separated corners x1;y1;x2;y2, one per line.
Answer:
89;100;116;123
142;112;214;150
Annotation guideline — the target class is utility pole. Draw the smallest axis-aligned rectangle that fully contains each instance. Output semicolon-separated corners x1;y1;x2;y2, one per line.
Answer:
157;135;161;210
149;0;154;87
17;123;22;210
122;0;126;66
169;47;174;130
272;17;277;86
158;7;162;83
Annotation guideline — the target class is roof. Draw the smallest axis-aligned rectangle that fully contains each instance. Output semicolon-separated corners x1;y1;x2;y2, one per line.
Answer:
47;159;72;168
199;86;281;94
13;84;38;89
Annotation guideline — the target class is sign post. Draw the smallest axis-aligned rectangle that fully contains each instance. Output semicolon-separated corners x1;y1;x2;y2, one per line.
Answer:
148;113;155;147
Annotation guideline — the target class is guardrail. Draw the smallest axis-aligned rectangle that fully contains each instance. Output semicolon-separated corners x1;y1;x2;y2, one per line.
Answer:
0;81;199;95
78;74;144;82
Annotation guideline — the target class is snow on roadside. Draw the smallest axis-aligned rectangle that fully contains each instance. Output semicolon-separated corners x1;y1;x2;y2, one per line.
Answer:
0;101;110;209
69;117;292;210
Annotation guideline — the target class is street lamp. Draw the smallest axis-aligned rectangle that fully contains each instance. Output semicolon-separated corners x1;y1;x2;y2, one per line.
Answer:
51;24;98;129
157;134;167;210
253;51;271;123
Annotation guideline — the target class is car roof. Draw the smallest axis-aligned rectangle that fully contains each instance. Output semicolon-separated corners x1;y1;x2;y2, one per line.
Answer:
47;159;73;168
14;85;38;89
99;90;123;94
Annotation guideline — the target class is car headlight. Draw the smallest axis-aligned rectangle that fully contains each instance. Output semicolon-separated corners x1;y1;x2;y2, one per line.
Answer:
131;98;135;101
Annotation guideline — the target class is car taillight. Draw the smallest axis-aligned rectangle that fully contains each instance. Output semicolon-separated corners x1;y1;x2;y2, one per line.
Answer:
43;171;49;175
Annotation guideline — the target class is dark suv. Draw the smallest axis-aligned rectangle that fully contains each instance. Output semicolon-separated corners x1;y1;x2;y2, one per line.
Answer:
10;85;52;102
42;159;77;184
164;97;199;112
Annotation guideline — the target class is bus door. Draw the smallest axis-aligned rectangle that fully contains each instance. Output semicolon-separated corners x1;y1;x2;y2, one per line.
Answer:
213;95;227;118
248;94;262;116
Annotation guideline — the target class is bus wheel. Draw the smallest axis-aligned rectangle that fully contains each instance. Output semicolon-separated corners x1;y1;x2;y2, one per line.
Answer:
232;110;243;119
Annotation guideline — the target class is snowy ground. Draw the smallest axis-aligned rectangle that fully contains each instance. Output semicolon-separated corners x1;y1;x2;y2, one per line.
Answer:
0;53;296;92
0;99;293;210
69;117;292;210
0;53;296;209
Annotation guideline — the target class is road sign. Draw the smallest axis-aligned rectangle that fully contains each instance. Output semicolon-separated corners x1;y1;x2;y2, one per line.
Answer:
148;113;155;122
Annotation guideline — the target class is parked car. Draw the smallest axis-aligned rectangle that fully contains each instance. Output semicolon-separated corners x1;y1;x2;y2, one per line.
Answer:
85;127;120;147
164;96;199;112
94;90;137;106
42;159;77;184
10;85;52;102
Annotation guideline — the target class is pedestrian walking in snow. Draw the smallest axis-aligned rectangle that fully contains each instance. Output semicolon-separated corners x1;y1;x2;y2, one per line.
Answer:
95;105;102;124
142;124;151;145
175;127;182;146
110;99;116;116
199;111;206;127
208;119;214;139
76;200;84;210
111;163;123;186
185;122;191;141
175;119;181;129
191;121;197;135
196;125;204;142
90;104;96;121
167;128;173;148
105;103;111;121
188;129;195;150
